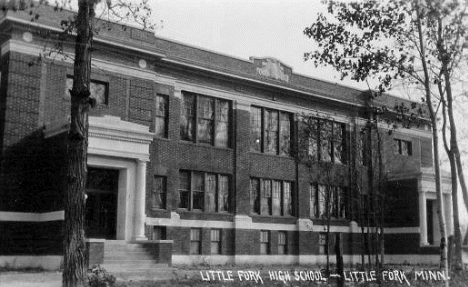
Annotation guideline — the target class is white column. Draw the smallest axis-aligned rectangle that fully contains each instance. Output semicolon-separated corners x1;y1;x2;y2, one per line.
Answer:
445;194;453;236
419;191;428;246
133;159;148;241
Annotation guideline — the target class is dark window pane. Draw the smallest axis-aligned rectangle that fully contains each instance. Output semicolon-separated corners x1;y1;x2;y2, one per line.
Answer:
180;93;195;141
280;112;291;156
192;172;204;210
272;180;281;216
250;178;260;214
206;174;216;212
333;122;344;163
197;96;214;144
250;107;262;152
178;171;190;208
264;109;278;154
321;121;332;162
215;100;229;147
66;77;108;104
218;175;229;212
283;181;292;216
152;176;166;209
155;95;168;138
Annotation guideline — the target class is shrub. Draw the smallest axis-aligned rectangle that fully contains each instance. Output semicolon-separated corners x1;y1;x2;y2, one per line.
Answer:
88;265;116;287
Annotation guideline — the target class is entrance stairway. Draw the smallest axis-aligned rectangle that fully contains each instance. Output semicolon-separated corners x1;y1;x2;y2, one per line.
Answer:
101;240;174;281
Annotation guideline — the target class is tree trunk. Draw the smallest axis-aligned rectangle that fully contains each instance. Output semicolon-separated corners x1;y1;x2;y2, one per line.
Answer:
63;1;96;287
415;4;449;285
440;72;463;271
335;233;344;287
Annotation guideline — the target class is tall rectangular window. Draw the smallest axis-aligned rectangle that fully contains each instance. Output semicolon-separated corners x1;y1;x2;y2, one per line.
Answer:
278;231;287;255
319;233;327;255
272;180;281;216
306;118;346;163
280;112;291;155
310;183;346;219
152;176;166;210
210;229;221;254
216;100;230;147
251;178;294;217
250;107;262;152
394;139;412;156
250;106;292;156
192;172;204;210
178;170;230;212
178;171;190;209
250;178;261;214
260;230;270;254
180;93;195;141
218;175;229;212
283;181;292;216
181;92;230;147
155;94;168;138
190;228;201;254
66;76;109;105
265;109;279;154
262;179;272;215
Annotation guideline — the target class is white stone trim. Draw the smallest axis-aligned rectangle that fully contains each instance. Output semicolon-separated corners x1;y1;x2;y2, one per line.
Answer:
1;39;176;87
0;255;62;270
165;58;363;108
146;216;420;234
0;211;64;222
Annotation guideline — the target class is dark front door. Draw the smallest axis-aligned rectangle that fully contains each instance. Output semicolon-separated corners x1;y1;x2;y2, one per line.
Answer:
85;168;119;239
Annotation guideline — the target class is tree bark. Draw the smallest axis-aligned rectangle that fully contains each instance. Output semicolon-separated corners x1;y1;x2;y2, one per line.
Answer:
415;3;449;284
63;1;96;286
440;83;463;271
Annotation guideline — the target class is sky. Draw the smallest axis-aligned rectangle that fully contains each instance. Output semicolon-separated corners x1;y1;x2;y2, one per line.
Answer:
150;0;367;90
148;0;468;225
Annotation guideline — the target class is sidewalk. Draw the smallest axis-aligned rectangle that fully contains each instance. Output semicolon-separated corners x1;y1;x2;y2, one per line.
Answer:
0;271;62;287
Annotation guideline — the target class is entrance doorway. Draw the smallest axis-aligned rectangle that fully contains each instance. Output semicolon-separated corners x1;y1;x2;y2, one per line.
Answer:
85;167;119;239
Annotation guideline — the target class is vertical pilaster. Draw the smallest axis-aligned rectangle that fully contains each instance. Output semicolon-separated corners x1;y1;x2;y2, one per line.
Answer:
419;190;428;245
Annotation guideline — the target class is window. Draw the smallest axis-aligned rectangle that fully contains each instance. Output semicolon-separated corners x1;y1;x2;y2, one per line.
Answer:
250;178;261;214
319;233;327;255
151;176;166;210
358;129;369;166
210;229;221;254
250;107;292;156
152;226;166;240
260;230;270;254
310;183;346;219
178;170;231;212
180;92;230;147
155;94;168;138
66;76;109;105
190;228;201;254
394;139;412;156
251;177;293;216
278;231;287;255
307;118;346;163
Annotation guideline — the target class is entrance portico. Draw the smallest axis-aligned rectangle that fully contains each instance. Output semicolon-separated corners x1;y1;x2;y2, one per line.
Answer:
87;115;154;241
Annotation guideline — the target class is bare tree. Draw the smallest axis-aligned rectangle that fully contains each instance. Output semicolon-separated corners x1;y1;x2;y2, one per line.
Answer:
302;1;468;278
0;1;155;286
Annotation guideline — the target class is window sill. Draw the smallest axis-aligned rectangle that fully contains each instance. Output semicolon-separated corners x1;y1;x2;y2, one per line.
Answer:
153;136;170;141
250;214;296;218
249;151;293;159
179;140;232;151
